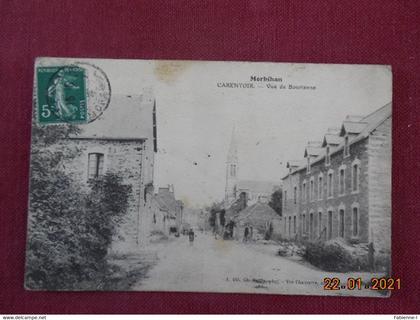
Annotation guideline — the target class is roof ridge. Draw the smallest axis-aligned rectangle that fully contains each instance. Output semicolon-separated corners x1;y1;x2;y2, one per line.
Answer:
343;120;368;124
283;102;392;177
361;102;392;122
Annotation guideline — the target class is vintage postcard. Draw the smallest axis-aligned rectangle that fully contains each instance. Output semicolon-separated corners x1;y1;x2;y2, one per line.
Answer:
25;58;392;296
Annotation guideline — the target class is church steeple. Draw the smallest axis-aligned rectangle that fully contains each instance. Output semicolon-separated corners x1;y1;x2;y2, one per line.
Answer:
225;126;238;204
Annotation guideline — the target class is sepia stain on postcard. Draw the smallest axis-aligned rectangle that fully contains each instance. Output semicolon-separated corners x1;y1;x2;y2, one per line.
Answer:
25;58;392;297
154;60;190;84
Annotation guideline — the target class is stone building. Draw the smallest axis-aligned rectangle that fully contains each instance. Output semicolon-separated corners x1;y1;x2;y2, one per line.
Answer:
281;103;391;257
61;91;157;251
233;202;282;241
149;185;184;235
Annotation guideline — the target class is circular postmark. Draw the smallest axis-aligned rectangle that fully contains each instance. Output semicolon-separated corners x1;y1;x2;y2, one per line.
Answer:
75;61;111;123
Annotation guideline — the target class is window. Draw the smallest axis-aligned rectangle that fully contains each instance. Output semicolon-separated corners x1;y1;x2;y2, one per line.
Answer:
302;182;306;202
230;164;236;177
293;216;296;234
307;157;311;173
284;190;287;207
288;216;291;237
302;214;306;233
344;135;350;157
352;162;360;192
318;175;323;200
339;209;345;237
339;167;345;195
310;178;314;201
327;210;333;239
293;186;297;205
310;212;314;239
88;153;104;179
327;170;334;198
306;182;310;203
318;211;322;237
325;146;331;165
352;207;359;236
284;217;287;234
299;214;302;234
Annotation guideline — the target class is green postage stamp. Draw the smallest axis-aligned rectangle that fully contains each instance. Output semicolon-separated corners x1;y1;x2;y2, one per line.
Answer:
36;66;87;124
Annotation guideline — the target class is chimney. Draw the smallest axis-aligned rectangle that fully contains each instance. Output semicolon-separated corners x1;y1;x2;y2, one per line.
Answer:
169;184;174;194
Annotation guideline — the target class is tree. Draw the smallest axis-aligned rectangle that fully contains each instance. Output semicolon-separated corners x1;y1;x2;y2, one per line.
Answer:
25;123;131;289
26;124;86;289
269;189;282;216
85;173;131;260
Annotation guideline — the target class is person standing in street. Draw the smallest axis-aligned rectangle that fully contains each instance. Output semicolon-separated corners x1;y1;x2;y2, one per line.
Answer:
188;228;195;246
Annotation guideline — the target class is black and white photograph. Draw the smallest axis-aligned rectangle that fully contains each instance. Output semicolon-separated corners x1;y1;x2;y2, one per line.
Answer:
25;57;392;297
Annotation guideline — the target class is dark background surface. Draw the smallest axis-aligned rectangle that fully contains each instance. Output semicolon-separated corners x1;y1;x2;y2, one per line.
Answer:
0;0;419;314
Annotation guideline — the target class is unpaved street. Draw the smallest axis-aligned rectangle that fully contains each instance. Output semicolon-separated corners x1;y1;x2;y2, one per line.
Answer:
133;233;383;296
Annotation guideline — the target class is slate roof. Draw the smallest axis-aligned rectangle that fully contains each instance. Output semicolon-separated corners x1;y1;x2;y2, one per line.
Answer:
287;160;306;169
235;202;280;227
71;93;156;150
304;142;324;157
283;102;391;179
345;115;365;122
352;102;392;139
322;133;342;147
326;127;341;134
340;121;368;135
154;188;182;218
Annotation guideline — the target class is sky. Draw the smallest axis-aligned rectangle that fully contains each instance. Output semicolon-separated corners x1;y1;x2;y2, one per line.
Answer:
47;58;392;208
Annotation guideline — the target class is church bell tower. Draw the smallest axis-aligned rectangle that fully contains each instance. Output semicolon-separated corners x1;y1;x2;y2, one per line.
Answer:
225;127;238;205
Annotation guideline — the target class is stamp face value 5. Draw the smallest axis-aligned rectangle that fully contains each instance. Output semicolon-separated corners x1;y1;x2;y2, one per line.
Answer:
36;66;87;124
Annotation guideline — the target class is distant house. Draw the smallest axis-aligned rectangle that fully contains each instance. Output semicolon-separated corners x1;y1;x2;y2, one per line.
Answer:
61;90;157;251
281;103;391;258
150;185;184;235
237;180;281;205
233;202;282;241
182;208;201;229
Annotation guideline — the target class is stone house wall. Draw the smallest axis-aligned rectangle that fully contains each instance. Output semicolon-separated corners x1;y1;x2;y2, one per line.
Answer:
368;117;392;255
148;196;171;236
282;138;370;244
282;171;301;239
58;137;149;251
175;202;183;232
